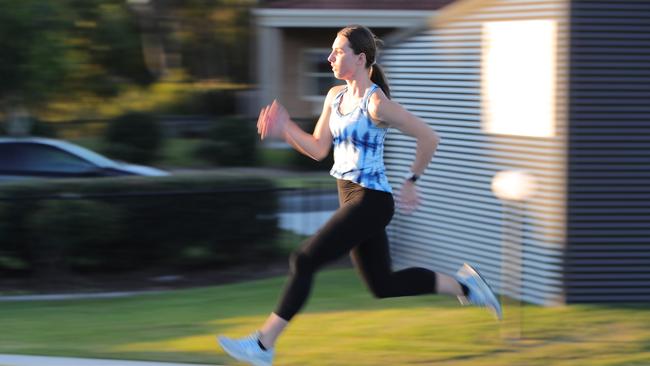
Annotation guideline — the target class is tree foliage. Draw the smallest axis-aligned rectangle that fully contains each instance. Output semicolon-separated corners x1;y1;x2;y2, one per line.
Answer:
156;0;254;82
0;0;70;106
0;0;153;110
0;0;254;120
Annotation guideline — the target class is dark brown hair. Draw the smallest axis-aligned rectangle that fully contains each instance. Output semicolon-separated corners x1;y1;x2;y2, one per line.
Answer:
337;24;390;99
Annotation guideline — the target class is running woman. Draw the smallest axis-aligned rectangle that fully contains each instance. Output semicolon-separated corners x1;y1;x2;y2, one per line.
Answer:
217;24;502;366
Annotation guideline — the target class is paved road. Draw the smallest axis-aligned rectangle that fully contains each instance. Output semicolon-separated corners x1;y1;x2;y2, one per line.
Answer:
0;355;221;366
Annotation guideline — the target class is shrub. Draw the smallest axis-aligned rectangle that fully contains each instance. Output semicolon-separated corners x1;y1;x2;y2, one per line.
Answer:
163;89;237;116
0;173;279;274
0;199;35;273
0;202;27;272
194;116;257;166
28;200;123;272
192;89;237;116
30;119;57;138
0;118;57;138
104;112;162;164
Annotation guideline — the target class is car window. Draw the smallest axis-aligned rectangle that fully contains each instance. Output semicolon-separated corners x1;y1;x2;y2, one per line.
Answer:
0;143;98;174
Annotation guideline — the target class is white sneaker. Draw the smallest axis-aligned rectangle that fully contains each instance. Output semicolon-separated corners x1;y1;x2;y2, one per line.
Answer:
217;331;274;366
455;263;503;320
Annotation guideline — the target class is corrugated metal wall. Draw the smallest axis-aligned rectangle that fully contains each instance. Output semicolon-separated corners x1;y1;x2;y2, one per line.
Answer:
565;1;650;303
382;0;569;305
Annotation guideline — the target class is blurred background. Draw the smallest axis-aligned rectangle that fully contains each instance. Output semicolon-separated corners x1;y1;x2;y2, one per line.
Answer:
0;0;649;365
0;0;337;281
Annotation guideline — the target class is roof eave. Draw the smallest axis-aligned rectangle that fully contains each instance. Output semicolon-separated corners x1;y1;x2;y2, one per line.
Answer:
384;0;496;46
252;8;438;28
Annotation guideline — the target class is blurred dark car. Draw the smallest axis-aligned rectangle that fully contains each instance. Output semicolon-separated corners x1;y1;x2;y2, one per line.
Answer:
0;137;168;182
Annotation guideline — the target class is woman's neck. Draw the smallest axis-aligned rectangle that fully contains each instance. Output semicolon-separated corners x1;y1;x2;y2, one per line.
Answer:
345;74;372;98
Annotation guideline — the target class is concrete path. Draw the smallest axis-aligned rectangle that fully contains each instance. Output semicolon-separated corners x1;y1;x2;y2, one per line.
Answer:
0;354;221;366
0;291;165;302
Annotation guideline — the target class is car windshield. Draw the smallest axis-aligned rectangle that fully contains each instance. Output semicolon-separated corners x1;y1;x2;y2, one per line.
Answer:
0;142;102;174
53;140;118;167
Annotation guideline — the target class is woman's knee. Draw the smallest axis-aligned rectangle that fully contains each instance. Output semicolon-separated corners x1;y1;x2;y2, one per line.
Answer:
363;279;393;299
369;286;392;299
289;250;315;275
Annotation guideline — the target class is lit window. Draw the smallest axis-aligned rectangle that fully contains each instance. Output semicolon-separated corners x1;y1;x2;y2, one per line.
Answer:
482;20;558;138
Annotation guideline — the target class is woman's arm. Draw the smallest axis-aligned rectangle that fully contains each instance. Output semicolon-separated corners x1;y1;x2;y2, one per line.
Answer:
368;90;440;213
368;91;440;176
258;86;340;161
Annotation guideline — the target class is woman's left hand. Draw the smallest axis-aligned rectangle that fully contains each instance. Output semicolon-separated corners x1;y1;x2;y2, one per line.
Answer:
257;100;289;140
396;180;421;214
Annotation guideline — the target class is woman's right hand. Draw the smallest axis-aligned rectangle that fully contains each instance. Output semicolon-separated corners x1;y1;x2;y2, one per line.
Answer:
257;100;289;140
396;180;422;215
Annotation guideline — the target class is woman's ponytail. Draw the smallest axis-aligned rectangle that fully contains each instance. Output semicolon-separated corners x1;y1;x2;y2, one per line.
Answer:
370;63;390;99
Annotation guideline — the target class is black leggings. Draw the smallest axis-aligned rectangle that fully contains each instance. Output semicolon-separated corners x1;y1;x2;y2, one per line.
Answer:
275;179;437;321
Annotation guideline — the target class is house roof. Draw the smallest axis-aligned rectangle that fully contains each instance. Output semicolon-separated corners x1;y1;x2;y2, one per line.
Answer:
260;0;457;10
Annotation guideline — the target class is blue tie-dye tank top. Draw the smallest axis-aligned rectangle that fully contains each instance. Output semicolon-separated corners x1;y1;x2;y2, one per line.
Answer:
329;84;392;193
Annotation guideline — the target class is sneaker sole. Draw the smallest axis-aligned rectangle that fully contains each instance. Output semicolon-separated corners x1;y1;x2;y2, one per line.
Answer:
464;264;503;320
217;336;270;366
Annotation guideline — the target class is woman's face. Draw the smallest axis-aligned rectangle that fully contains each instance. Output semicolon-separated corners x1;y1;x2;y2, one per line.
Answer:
328;35;363;80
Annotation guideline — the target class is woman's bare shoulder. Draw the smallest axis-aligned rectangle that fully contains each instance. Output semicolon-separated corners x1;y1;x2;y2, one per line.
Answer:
368;87;393;113
369;86;389;104
329;84;346;95
367;88;392;128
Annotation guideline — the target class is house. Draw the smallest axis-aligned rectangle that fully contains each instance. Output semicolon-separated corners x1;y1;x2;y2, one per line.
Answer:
252;0;456;120
380;0;650;305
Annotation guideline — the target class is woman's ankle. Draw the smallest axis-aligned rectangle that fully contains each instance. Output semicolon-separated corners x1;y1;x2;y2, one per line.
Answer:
436;272;464;296
257;331;274;350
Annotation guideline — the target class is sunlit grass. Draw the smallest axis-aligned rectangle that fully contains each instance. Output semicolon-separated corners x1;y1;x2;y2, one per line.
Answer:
1;269;649;365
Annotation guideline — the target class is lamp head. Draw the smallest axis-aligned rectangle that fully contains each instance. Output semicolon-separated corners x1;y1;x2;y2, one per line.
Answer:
491;170;537;201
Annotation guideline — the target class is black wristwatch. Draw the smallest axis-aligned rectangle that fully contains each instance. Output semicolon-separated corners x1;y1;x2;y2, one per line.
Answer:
405;171;420;183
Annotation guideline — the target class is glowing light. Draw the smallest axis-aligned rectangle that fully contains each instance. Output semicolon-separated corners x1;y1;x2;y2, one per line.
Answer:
491;170;537;201
482;20;557;137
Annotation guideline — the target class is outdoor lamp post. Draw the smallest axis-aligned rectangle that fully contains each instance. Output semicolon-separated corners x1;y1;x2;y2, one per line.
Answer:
491;170;537;342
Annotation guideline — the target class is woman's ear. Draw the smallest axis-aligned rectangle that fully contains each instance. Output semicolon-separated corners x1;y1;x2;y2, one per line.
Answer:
358;52;367;67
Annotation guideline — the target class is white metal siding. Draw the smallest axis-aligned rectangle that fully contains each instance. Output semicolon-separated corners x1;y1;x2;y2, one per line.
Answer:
383;0;569;305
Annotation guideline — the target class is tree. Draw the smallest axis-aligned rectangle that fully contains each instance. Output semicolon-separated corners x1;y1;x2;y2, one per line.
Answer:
149;0;255;83
0;0;154;134
64;0;154;95
0;0;70;134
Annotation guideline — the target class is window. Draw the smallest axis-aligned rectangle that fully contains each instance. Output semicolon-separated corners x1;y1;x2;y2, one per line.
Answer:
301;48;339;100
0;143;97;175
482;20;558;137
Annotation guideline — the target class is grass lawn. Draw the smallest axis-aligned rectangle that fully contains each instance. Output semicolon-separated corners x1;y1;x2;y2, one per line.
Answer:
1;269;649;365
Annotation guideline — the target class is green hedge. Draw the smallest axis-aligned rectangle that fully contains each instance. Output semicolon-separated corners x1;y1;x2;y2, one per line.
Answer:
104;112;163;164
194;116;258;166
161;89;237;116
0;174;279;275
